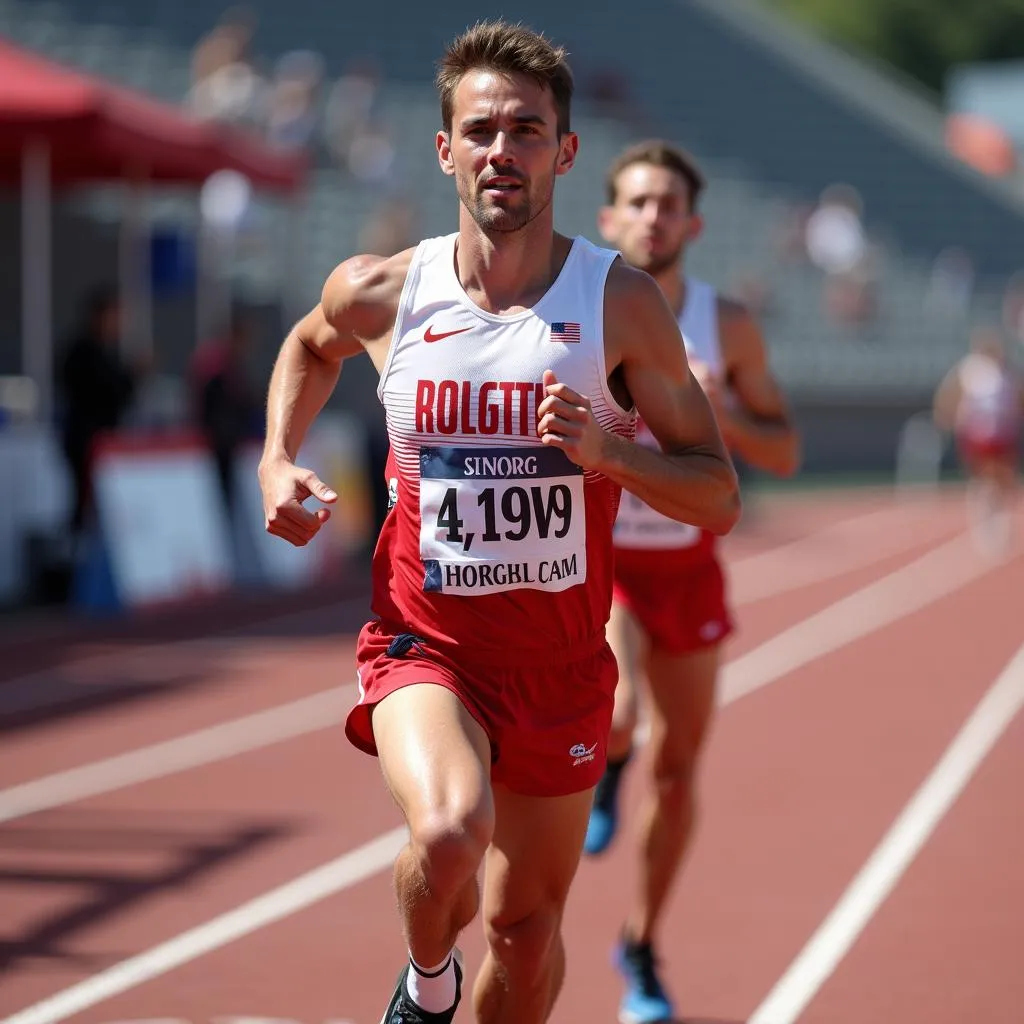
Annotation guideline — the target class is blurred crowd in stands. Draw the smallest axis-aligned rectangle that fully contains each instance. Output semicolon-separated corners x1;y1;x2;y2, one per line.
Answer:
178;6;1024;349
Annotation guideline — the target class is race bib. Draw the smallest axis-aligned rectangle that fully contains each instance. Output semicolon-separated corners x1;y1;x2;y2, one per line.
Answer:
613;487;702;549
613;420;701;550
419;445;586;595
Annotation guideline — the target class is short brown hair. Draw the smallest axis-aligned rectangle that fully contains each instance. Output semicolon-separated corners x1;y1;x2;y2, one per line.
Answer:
605;140;706;209
436;19;574;135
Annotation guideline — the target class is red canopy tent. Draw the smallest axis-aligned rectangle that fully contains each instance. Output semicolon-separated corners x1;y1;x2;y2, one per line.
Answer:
0;38;305;188
0;38;308;418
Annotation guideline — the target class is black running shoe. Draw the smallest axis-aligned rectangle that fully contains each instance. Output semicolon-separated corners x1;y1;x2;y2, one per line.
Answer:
379;949;464;1024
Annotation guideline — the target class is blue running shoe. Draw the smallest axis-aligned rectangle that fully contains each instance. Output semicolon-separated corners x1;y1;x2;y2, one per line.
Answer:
583;804;615;856
614;934;675;1024
583;754;630;856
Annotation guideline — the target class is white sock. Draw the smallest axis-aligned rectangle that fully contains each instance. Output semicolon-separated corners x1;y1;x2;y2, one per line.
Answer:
405;951;457;1014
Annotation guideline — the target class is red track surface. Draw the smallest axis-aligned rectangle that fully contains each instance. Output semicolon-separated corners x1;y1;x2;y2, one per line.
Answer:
2;485;1022;1024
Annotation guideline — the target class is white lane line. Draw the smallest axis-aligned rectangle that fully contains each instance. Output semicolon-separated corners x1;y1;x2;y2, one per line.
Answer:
0;687;354;825
0;827;409;1024
0;500;924;737
0;515;959;828
720;532;999;704
729;502;955;605
628;532;996;748
3;528;1008;1024
748;637;1024;1024
0;504;909;705
0;504;928;817
0;528;996;832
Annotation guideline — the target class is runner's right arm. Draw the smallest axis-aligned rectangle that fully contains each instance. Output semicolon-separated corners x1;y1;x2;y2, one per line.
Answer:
258;253;407;546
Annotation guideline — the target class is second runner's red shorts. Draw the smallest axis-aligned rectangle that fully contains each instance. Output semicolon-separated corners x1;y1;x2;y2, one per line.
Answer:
956;431;1018;466
347;620;618;797
612;554;734;655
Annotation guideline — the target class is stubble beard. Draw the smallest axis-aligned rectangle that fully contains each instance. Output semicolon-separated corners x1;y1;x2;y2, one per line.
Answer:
458;173;555;235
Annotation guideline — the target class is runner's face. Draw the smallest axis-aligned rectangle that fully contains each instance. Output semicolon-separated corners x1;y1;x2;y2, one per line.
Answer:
439;69;576;233
601;163;699;275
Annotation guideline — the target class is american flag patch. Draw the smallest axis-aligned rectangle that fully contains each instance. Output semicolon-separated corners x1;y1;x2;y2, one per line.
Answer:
550;321;581;343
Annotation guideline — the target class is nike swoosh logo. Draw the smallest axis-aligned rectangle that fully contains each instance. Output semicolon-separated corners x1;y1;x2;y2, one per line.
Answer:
424;325;471;343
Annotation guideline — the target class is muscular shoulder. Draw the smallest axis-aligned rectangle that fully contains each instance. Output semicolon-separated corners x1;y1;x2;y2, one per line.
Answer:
604;260;687;381
322;246;417;344
605;258;663;312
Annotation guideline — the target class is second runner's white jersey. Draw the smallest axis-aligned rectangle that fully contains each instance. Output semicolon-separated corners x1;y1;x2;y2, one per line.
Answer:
613;276;722;555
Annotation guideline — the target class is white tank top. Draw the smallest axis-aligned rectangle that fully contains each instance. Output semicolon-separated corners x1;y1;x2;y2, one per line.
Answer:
613;276;721;551
956;354;1021;441
376;232;635;630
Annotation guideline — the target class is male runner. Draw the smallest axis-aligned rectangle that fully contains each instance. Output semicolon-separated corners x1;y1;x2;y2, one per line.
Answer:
257;26;740;1024
933;325;1024;556
585;139;800;1023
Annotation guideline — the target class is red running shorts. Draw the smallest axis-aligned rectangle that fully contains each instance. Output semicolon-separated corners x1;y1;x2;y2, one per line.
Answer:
347;620;618;797
612;554;734;656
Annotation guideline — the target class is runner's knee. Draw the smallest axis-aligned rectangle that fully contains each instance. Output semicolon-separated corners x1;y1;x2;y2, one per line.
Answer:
485;903;561;985
651;745;699;811
408;797;494;898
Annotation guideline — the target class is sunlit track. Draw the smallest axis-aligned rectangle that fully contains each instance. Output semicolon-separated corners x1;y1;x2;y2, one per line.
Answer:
0;487;1021;1024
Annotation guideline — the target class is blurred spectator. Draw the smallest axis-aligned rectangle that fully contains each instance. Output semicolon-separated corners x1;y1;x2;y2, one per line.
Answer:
924;246;975;320
824;259;878;327
804;183;867;276
189;306;262;515
805;184;879;328
56;287;139;539
774;200;815;266
319;59;397;185
347;123;398;184
191;6;255;81
188;6;265;127
323;59;385;172
265;50;325;152
358;198;419;257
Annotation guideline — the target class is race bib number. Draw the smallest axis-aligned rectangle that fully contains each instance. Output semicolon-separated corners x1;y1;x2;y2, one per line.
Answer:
419;445;586;595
